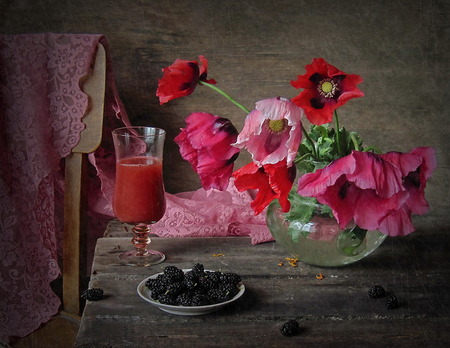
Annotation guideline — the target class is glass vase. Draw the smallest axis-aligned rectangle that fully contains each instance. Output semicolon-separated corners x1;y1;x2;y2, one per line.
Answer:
266;196;387;267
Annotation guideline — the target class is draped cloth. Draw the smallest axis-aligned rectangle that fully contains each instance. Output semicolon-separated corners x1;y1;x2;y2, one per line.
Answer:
0;33;131;342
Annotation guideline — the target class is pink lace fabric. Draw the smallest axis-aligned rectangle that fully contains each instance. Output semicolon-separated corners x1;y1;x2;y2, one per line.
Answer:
0;33;130;342
153;179;273;245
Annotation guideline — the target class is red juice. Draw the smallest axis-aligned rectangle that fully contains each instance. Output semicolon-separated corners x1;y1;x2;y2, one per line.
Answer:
113;156;166;224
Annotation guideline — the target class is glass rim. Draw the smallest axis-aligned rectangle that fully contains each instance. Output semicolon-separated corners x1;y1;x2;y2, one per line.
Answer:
112;126;166;138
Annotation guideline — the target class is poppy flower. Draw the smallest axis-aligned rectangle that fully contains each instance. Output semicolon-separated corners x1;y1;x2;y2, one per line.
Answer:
174;112;240;191
233;97;303;167
233;160;296;215
297;148;436;236
290;58;364;125
157;55;216;105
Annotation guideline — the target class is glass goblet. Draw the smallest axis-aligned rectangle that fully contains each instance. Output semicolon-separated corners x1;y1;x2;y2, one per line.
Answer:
112;126;166;267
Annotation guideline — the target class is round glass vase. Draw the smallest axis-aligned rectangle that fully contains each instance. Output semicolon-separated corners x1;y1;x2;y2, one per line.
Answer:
266;197;387;267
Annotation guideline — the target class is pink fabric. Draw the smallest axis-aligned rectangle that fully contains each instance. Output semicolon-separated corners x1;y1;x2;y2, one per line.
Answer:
152;179;273;245
0;33;130;342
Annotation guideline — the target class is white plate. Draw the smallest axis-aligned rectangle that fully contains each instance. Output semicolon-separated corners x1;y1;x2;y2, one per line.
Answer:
137;269;245;316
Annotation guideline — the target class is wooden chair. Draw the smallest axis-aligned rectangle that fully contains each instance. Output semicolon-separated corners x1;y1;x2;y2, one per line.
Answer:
62;42;106;317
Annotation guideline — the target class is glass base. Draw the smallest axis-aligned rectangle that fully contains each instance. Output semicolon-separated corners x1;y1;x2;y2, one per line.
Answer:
119;250;165;267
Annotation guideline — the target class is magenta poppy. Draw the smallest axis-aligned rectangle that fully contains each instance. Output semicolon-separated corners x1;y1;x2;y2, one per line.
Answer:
174;112;240;191
233;97;303;167
157;55;216;105
297;148;436;236
233;160;296;215
290;58;364;125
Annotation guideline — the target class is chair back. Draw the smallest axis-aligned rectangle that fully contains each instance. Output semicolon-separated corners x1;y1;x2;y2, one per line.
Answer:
63;43;106;316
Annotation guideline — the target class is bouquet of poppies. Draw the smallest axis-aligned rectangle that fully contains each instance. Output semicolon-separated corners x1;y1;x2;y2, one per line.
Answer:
156;56;436;237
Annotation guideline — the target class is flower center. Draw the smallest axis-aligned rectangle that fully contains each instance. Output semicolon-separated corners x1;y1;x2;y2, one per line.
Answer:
318;78;339;98
265;119;288;135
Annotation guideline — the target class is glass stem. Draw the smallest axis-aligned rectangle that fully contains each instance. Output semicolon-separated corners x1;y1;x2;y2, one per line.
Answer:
199;81;251;114
132;223;151;256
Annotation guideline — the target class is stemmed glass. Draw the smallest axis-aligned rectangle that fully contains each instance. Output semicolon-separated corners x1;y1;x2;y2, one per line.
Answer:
112;126;166;267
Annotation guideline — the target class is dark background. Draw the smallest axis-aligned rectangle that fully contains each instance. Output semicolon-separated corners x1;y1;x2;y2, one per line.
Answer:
1;0;448;228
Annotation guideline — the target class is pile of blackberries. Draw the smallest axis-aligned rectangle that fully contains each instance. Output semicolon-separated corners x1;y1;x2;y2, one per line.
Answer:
145;263;242;306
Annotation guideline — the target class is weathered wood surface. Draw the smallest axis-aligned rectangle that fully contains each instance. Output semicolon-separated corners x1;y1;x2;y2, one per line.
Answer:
75;233;450;347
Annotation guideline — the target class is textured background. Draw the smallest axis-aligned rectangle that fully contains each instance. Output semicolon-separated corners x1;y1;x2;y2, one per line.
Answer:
1;0;448;225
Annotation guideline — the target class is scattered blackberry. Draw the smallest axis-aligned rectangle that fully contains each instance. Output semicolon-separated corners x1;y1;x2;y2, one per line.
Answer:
164;266;184;282
81;288;104;301
280;320;300;336
385;295;399;309
368;285;386;298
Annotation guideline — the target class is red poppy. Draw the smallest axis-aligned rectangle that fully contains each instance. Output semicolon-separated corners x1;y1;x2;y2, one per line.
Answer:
233;160;295;215
157;55;216;105
290;58;364;125
174;112;240;191
297;148;436;236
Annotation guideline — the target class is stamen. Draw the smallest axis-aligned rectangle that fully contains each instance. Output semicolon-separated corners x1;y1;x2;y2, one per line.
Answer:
264;118;288;135
317;78;339;98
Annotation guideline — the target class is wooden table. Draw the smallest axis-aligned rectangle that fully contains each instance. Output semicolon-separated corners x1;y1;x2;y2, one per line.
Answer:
75;231;450;347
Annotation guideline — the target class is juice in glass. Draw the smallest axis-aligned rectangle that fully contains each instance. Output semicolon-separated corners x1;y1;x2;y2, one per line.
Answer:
113;156;166;224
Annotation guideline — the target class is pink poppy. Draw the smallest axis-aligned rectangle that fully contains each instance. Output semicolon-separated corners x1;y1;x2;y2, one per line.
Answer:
175;112;240;191
233;97;303;167
233;160;296;215
290;58;364;125
297;148;436;236
157;55;216;105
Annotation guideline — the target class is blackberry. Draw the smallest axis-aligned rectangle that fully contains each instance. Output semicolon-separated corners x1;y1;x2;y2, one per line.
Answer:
220;282;239;300
192;263;205;276
198;275;215;290
206;288;222;304
163;266;184;282
205;271;221;286
280;319;300;336
191;294;209;306
176;293;192;306
385;295;399;309
81;288;104;301
166;281;186;297
183;271;198;290
158;293;177;305
368;285;386;298
220;272;241;285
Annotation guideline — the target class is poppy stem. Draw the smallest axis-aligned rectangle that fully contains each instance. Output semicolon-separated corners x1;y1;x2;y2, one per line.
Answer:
198;81;251;114
363;146;382;154
334;110;343;157
301;124;318;159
